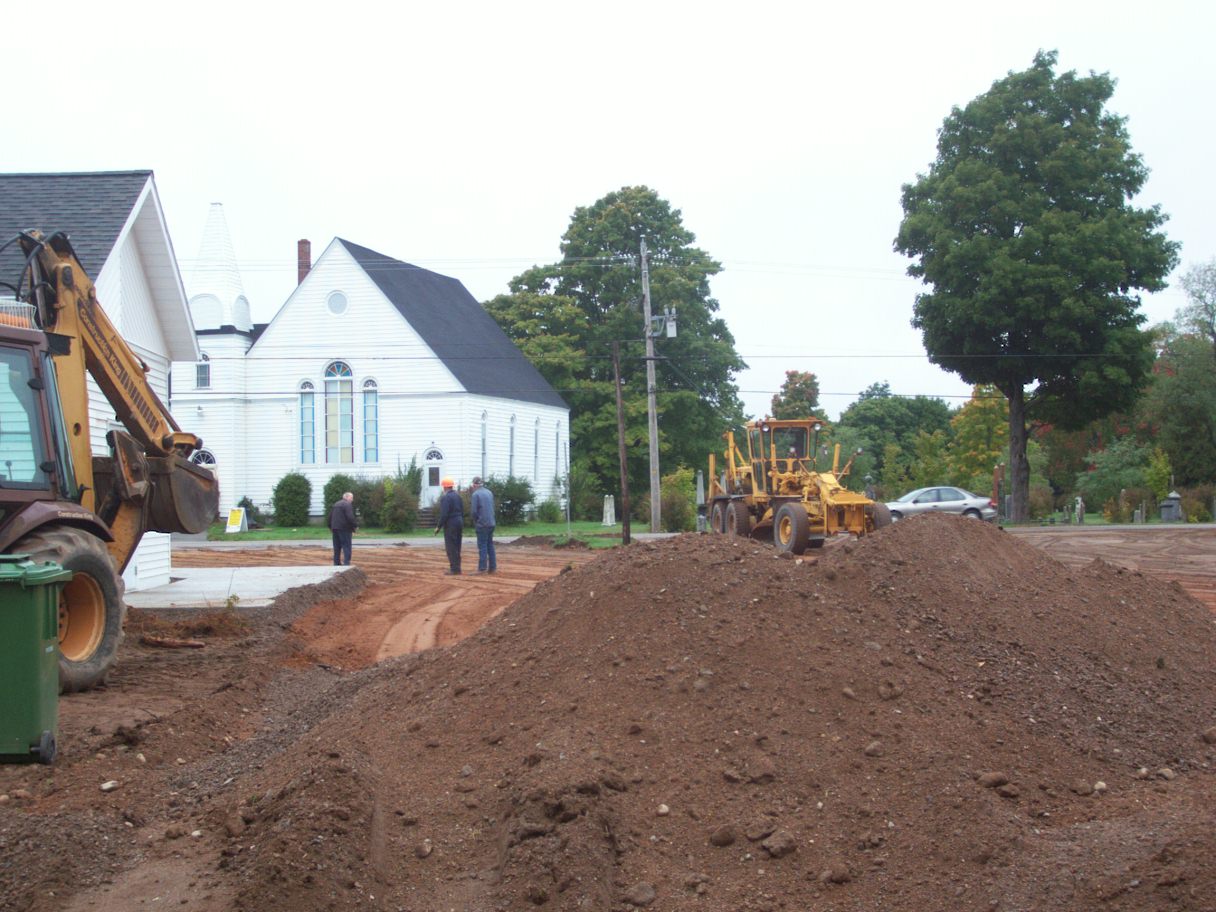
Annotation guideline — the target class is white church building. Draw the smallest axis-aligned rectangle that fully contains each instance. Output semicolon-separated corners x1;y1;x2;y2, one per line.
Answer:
172;205;570;518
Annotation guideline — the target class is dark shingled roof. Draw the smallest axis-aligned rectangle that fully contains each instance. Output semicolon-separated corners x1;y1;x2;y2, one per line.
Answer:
0;171;152;297
339;239;567;410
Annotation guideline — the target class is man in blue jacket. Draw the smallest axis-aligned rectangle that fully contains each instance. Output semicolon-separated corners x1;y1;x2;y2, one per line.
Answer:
433;478;463;574
471;476;497;573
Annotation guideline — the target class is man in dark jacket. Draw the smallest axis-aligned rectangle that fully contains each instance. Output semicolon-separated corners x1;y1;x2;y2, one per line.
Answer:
433;478;463;574
329;491;357;566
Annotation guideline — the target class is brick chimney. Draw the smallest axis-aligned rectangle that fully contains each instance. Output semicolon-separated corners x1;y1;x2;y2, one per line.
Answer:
297;239;311;284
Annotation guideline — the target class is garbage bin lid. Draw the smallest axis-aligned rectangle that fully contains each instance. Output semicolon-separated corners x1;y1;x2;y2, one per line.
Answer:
0;554;73;587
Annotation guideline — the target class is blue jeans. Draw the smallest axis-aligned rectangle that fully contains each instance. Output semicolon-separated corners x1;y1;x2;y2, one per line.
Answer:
476;526;496;571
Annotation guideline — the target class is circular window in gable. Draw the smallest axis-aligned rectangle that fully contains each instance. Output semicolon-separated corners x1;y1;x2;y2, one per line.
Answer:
327;291;348;315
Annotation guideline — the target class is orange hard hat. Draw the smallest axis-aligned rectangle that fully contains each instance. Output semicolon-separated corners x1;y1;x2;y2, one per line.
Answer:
441;478;454;489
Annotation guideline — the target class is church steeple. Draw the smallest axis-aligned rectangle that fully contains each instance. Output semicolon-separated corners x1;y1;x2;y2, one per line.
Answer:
184;203;252;331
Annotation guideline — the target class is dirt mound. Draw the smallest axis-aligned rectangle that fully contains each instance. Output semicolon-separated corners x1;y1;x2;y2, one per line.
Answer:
208;515;1216;911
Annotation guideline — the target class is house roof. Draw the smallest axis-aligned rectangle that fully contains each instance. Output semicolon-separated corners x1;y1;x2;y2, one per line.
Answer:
0;171;153;286
0;170;198;361
338;239;567;410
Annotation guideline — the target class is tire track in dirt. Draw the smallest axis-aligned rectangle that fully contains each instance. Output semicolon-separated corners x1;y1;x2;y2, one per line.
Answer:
1006;525;1216;611
173;543;596;669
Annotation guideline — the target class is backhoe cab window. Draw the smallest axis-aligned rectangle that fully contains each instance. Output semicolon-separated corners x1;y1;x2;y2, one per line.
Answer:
0;347;49;487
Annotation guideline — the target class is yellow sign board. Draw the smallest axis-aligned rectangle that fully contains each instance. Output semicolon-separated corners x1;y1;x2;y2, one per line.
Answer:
225;507;248;533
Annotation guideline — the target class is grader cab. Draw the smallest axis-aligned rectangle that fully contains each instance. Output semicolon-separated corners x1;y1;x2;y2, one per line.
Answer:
706;417;890;553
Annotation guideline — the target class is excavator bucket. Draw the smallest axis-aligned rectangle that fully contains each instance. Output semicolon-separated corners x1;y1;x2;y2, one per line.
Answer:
146;455;219;534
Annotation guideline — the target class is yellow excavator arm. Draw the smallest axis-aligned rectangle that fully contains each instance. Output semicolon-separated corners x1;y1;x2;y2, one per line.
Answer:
20;230;217;569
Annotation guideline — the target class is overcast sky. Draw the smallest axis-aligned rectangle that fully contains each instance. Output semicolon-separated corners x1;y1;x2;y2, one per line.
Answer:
7;0;1212;419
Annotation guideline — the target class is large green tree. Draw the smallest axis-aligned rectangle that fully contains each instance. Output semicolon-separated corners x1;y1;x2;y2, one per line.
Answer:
895;51;1178;521
1138;331;1216;485
835;383;953;477
770;370;828;420
485;187;745;502
1176;258;1216;358
947;385;1008;493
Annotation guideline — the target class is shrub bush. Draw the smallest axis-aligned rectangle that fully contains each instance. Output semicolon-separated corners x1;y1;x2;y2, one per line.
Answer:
351;476;387;527
659;466;696;533
1101;486;1155;524
1027;483;1054;520
1180;484;1213;523
394;457;423;496
236;495;268;528
323;474;359;521
562;460;602;521
382;482;420;533
535;498;563;523
485;475;534;526
271;473;312;527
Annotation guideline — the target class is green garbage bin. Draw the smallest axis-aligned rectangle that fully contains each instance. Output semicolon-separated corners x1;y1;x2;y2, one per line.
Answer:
0;553;73;764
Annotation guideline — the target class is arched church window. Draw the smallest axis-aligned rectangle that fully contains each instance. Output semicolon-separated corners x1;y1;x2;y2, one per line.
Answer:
299;381;315;464
324;362;353;463
362;379;378;463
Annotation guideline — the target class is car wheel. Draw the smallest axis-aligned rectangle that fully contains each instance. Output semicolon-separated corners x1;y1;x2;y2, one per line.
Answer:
963;509;981;519
889;511;902;522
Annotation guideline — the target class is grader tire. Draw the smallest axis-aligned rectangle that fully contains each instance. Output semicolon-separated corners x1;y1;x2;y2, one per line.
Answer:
867;502;893;531
774;503;810;554
13;525;126;693
709;500;728;534
727;501;751;538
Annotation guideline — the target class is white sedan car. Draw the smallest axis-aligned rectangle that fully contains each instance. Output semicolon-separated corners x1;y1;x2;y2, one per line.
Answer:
886;486;998;522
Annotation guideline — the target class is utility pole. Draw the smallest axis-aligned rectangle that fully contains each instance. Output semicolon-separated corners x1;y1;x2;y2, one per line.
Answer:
641;238;661;533
612;341;632;545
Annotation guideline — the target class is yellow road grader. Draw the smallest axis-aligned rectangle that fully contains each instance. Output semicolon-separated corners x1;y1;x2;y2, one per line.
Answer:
706;417;890;553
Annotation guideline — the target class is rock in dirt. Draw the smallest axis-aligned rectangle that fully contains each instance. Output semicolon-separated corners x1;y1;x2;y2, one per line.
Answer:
709;824;737;847
745;818;775;841
761;829;797;858
820;859;853;884
623;882;657;906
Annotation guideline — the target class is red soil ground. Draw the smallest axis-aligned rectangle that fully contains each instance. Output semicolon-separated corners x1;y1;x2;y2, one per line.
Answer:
2;521;1214;912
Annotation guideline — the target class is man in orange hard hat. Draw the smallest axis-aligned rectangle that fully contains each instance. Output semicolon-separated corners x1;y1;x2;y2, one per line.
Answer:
433;477;464;574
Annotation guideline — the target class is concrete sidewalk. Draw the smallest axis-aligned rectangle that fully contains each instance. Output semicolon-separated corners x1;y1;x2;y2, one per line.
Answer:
126;566;353;611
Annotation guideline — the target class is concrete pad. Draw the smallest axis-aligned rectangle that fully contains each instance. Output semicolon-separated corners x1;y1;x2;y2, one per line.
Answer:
125;566;351;611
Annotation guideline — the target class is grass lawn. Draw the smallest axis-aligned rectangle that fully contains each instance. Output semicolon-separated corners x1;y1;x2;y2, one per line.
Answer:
207;519;629;545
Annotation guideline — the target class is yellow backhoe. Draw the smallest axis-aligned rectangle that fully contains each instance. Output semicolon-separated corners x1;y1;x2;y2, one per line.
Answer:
0;230;218;691
706;417;890;553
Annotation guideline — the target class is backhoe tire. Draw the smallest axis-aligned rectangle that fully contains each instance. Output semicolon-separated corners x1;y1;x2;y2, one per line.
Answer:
14;526;126;693
774;503;810;554
709;500;727;534
727;501;751;538
867;502;893;530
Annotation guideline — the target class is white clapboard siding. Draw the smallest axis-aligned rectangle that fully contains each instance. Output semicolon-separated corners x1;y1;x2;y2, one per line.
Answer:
171;331;253;514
